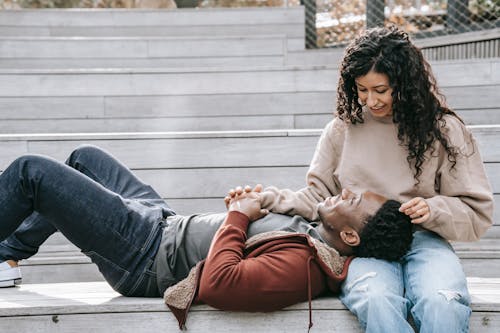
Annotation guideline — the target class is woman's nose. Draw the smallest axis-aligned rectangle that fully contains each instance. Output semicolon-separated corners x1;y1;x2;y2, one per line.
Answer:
366;93;377;107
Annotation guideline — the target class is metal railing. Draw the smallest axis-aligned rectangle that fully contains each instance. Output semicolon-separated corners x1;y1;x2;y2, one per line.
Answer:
306;0;499;51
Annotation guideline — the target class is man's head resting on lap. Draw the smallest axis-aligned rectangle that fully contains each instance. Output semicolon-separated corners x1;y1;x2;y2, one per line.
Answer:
317;188;413;261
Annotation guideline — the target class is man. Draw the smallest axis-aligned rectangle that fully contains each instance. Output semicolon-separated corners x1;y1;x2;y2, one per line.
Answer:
0;145;412;305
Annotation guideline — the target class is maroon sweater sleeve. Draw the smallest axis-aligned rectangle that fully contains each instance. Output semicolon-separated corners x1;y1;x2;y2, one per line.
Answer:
197;211;326;312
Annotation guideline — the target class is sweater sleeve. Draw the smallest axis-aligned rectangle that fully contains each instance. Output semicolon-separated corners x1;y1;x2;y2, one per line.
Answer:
421;117;494;241
198;211;326;311
259;119;344;221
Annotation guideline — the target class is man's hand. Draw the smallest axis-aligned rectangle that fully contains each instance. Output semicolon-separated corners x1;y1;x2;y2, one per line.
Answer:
227;192;269;222
224;184;263;209
399;197;430;224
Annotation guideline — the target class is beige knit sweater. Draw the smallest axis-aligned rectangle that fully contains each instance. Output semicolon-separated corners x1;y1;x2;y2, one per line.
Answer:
260;111;493;242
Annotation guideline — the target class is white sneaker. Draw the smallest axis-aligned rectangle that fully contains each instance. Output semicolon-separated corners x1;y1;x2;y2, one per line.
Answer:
0;261;22;287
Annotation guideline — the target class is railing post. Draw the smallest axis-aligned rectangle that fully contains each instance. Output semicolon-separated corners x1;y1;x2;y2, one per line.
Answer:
366;0;385;28
301;0;317;49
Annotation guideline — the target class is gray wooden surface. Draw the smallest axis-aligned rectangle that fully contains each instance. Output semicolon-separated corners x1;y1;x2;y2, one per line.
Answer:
0;60;498;132
0;280;498;332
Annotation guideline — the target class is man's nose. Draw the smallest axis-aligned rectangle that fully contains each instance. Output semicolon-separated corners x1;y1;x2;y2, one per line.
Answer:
341;188;354;200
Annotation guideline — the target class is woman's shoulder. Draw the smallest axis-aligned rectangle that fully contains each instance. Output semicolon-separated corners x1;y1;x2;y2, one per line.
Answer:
440;113;475;152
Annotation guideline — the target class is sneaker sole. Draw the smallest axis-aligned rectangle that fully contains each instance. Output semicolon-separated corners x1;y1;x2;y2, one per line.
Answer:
0;278;22;288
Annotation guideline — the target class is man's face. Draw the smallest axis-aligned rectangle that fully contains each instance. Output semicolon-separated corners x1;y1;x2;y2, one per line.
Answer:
318;189;387;232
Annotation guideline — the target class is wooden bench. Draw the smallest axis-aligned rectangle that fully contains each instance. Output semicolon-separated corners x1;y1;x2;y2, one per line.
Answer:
0;279;498;332
0;126;496;282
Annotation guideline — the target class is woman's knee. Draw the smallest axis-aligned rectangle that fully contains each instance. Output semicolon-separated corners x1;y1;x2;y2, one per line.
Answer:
411;290;471;330
341;259;407;319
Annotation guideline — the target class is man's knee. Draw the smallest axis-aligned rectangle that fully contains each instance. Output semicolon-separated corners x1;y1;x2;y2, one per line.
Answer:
11;154;54;174
66;144;105;167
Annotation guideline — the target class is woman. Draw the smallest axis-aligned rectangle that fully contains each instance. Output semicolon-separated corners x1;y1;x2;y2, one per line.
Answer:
243;26;493;332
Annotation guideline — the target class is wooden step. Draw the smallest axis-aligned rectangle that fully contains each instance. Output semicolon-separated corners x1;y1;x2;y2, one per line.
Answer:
0;59;498;132
14;233;500;284
0;128;498;223
0;128;498;280
0;279;498;332
0;8;305;45
0;35;296;69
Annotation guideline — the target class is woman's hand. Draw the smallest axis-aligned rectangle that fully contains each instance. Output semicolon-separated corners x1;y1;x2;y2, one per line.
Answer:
224;184;263;209
226;192;269;222
399;197;430;224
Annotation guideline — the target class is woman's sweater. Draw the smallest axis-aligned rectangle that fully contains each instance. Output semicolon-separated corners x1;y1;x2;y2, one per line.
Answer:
260;111;493;241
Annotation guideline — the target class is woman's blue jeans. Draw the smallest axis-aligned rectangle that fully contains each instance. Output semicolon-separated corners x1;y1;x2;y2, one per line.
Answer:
0;145;175;296
340;231;471;333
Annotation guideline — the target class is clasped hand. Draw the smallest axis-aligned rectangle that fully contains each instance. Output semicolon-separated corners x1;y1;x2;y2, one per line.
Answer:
224;184;268;222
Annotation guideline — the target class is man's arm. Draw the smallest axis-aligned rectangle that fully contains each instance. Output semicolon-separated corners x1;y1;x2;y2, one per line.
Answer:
197;196;326;311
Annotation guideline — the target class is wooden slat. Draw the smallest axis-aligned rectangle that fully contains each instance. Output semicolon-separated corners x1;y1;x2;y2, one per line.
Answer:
0;280;498;332
0;36;286;58
0;126;497;166
0;92;333;119
0;68;339;97
0;115;296;133
0;55;285;70
0;8;305;27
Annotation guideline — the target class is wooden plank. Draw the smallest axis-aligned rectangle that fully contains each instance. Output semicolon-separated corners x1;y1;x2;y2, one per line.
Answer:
0;92;333;119
459;109;500;125
0;115;295;133
135;167;308;199
23;136;320;170
0;55;285;70
0;280;498;332
0;36;286;58
0;8;304;27
19;263;103;284
0;59;497;97
442;85;500;109
415;28;500;48
0;68;338;97
432;60;500;86
0;126;496;162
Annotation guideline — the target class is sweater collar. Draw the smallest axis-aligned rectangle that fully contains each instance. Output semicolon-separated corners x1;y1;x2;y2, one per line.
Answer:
363;107;394;124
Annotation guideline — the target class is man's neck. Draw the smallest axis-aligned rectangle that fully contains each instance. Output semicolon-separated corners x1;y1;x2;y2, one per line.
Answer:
317;224;353;256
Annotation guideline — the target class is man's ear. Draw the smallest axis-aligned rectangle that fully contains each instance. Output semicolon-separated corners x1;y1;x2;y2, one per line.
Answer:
340;228;361;247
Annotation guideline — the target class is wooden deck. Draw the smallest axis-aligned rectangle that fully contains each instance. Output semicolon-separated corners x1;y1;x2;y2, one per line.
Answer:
0;6;499;332
0;279;499;332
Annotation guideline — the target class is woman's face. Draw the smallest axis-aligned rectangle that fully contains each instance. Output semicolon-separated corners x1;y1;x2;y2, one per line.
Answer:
355;70;394;118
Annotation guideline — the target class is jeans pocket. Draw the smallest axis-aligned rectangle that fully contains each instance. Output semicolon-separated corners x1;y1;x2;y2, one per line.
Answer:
83;250;130;293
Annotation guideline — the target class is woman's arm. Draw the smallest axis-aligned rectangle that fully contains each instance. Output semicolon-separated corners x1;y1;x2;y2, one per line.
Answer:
257;119;345;221
416;118;493;241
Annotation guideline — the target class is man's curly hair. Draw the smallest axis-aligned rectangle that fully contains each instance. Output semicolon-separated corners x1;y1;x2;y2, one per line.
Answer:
337;25;464;183
353;200;413;261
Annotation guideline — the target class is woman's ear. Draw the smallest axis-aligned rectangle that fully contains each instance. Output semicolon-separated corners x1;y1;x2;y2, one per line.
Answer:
340;228;361;247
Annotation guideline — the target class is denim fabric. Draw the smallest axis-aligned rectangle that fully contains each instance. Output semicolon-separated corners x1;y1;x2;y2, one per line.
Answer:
340;231;471;333
0;145;175;296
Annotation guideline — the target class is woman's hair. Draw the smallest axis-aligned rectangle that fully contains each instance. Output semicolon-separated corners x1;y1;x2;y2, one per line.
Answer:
354;200;413;261
337;25;462;182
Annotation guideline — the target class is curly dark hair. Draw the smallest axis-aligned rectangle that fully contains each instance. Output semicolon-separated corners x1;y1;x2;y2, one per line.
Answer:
337;25;463;183
353;200;413;261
